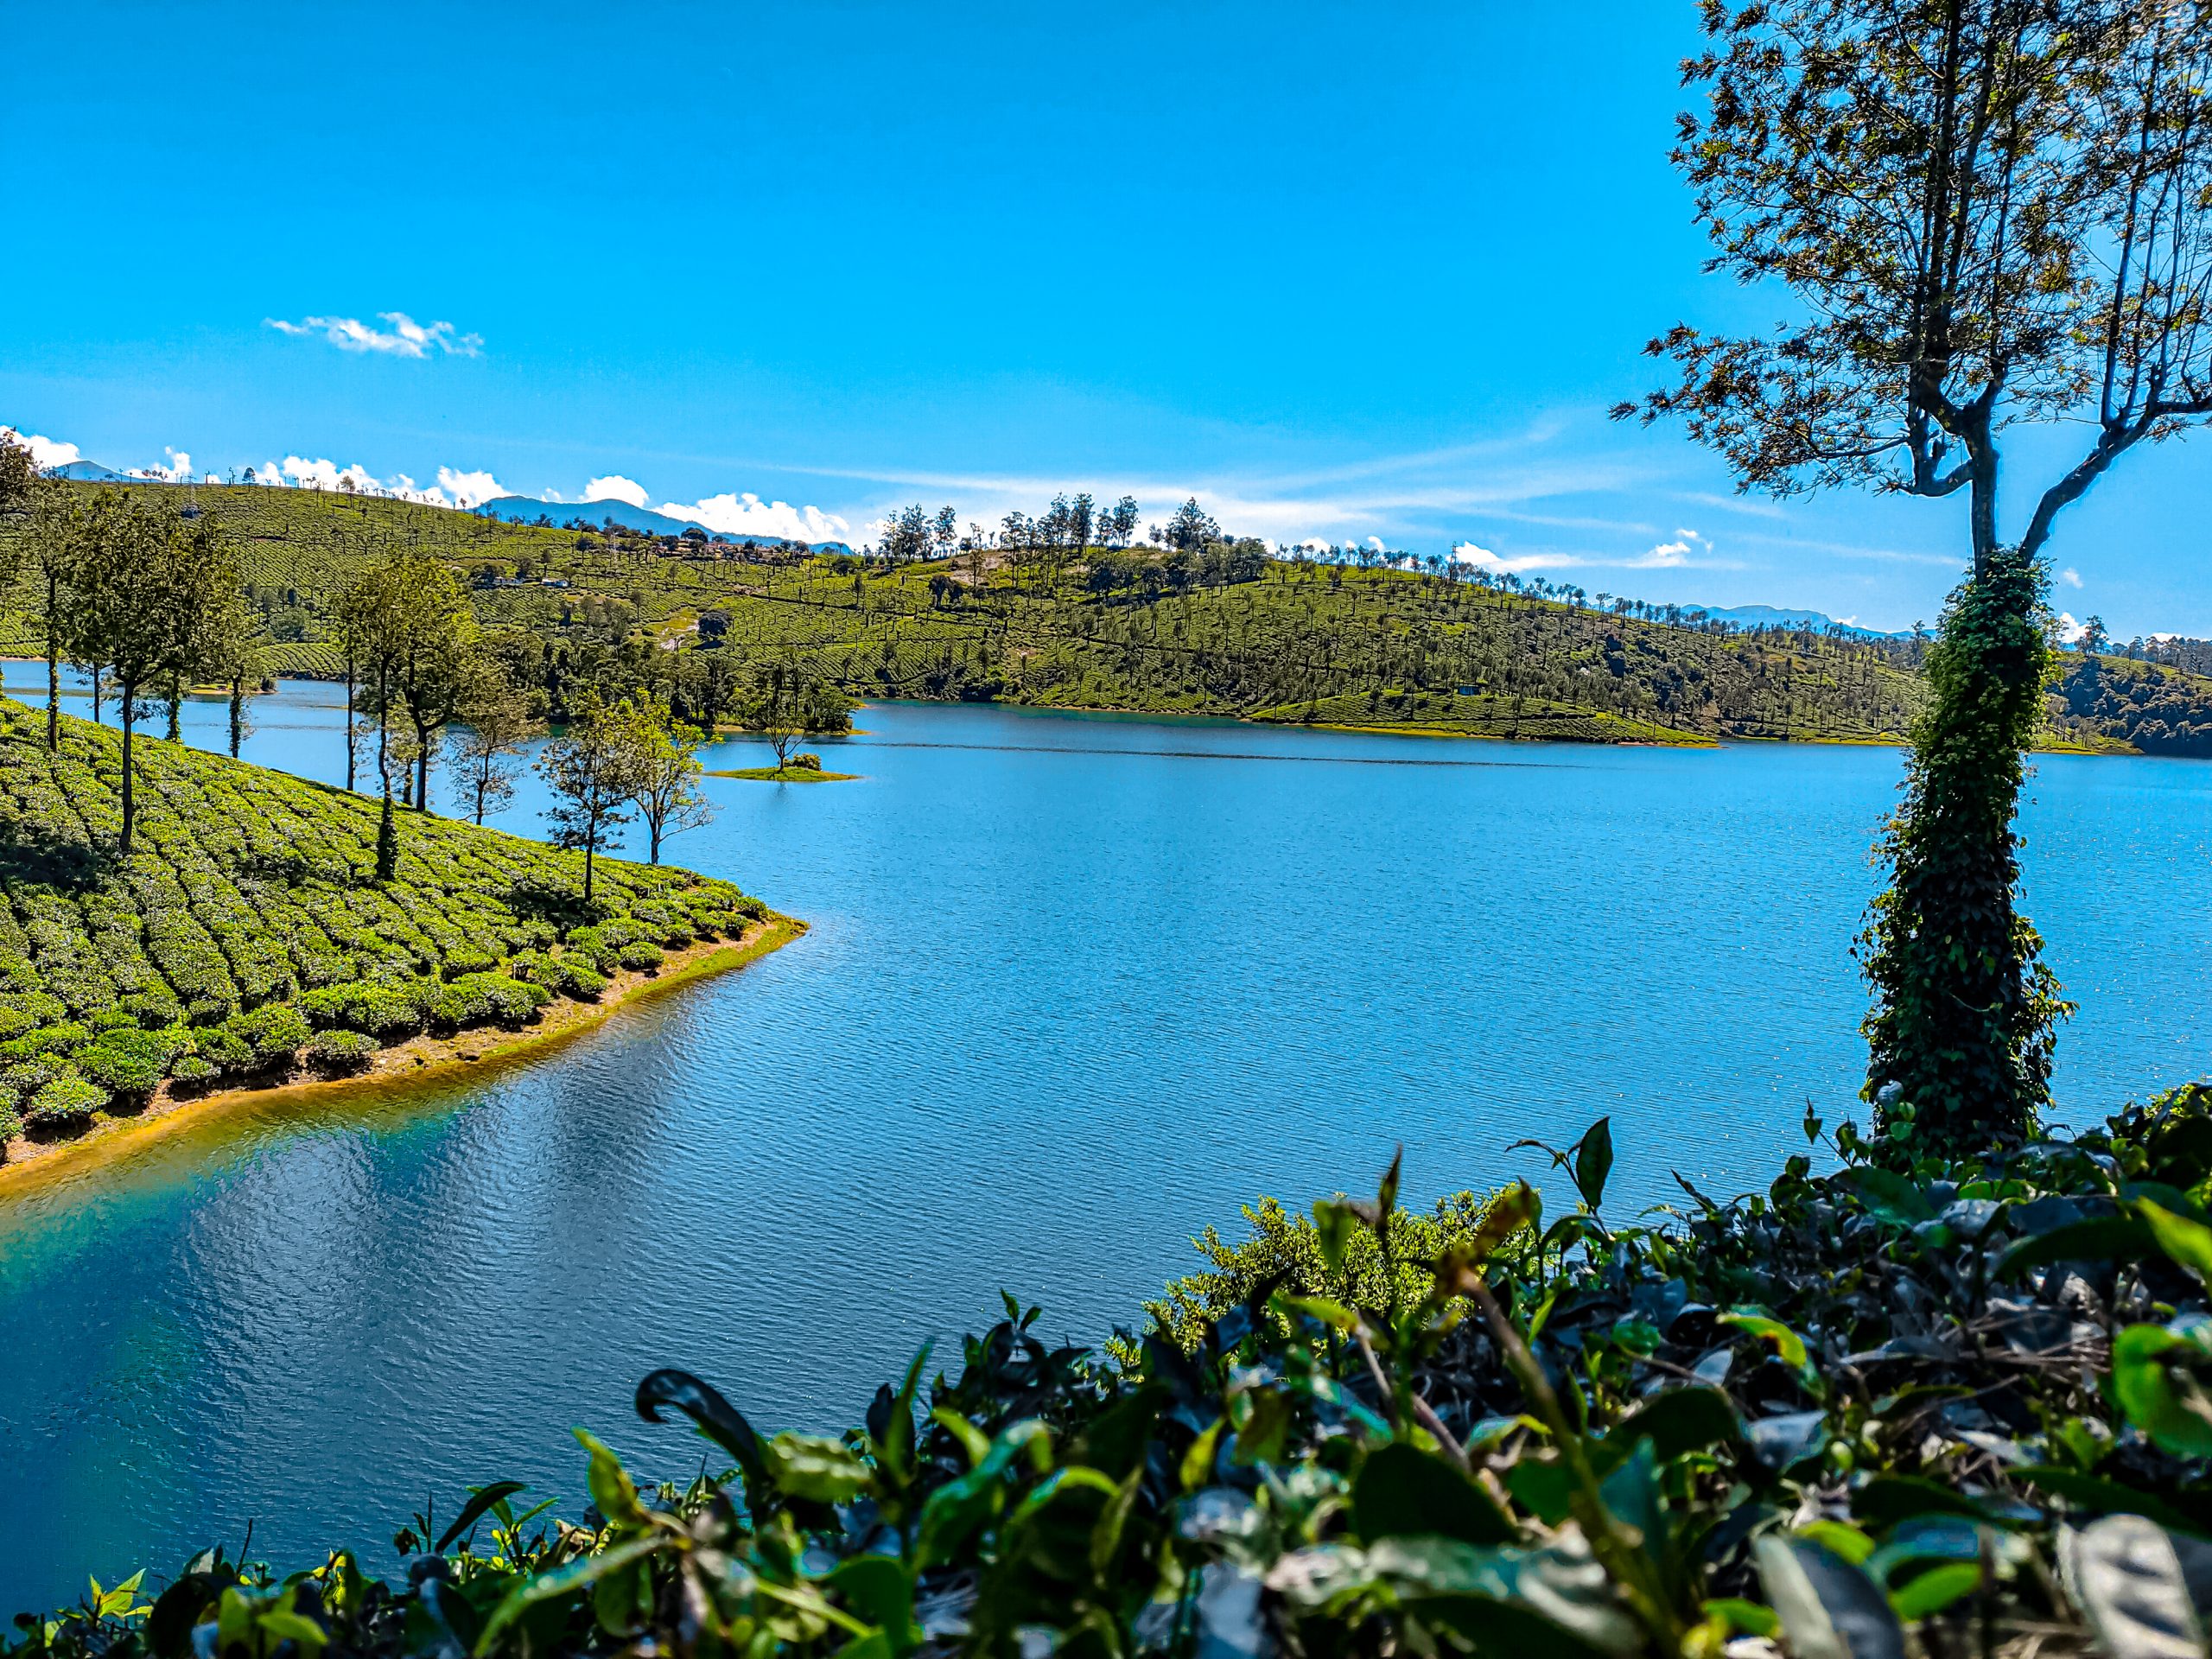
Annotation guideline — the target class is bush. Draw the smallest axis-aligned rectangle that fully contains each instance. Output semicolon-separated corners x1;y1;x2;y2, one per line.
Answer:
168;1054;218;1087
0;1102;19;1144
25;1073;108;1128
425;974;551;1033
74;1027;179;1097
193;1029;254;1072
521;954;607;1001
616;942;666;974
302;1030;379;1076
213;1004;312;1071
791;752;823;771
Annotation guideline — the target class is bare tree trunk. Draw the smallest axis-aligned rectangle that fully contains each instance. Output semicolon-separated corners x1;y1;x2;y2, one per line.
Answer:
43;570;59;750
229;678;244;758
118;692;137;854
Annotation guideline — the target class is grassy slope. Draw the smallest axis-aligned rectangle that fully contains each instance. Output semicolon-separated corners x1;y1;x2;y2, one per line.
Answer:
8;481;2212;753
0;696;763;1154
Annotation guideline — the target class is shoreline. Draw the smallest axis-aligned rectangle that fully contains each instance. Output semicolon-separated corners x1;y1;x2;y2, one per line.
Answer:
0;912;806;1192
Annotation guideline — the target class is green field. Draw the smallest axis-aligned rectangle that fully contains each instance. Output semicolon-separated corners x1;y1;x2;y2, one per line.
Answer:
0;696;762;1153
8;480;2211;754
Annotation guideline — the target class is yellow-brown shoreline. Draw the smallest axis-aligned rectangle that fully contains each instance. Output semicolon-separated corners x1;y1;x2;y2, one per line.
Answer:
0;912;806;1192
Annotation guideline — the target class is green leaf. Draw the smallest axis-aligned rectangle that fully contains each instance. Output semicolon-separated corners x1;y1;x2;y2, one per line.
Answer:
1573;1118;1614;1211
2112;1319;2212;1459
1841;1167;1934;1226
1471;1182;1542;1262
1720;1311;1825;1397
474;1536;666;1656
2062;1515;2207;1659
632;1369;769;1490
1719;1312;1808;1370
435;1483;529;1554
2139;1200;2212;1281
572;1429;644;1528
1609;1386;1738;1461
1313;1199;1360;1274
1754;1535;1906;1659
1179;1418;1224;1491
767;1433;874;1503
1996;1216;2153;1280
1797;1522;1875;1567
1352;1441;1516;1547
1701;1598;1779;1638
1887;1562;1981;1621
825;1556;921;1657
1274;1292;1357;1332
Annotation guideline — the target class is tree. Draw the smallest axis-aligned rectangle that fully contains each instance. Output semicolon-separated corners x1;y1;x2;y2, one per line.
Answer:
450;671;539;825
17;478;84;751
391;561;481;814
538;692;644;903
1166;498;1219;553
738;662;850;771
615;696;715;863
60;497;238;853
1618;0;2212;1147
2078;615;2110;656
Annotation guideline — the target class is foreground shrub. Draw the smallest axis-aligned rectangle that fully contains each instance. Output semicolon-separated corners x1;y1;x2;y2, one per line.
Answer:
29;1090;2212;1659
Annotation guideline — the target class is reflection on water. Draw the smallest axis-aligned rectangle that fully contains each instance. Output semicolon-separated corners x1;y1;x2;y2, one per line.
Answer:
0;670;2207;1610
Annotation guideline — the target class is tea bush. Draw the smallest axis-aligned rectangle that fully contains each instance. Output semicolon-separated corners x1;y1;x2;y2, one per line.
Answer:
0;700;765;1154
23;1095;2212;1659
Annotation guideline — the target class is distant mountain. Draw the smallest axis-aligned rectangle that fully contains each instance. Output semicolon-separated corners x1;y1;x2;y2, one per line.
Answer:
474;494;851;555
50;460;129;482
1685;603;1906;639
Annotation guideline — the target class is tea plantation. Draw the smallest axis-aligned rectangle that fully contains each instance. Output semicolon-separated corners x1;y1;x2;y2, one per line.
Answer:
0;697;764;1153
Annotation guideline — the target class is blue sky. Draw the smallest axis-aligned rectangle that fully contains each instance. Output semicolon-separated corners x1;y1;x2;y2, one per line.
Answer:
3;2;2204;634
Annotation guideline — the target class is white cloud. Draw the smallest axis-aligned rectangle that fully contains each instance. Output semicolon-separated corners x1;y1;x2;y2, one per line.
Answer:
653;492;851;543
1;429;82;470
2056;611;2086;644
265;311;483;359
585;474;650;507
435;467;505;508
2060;567;2083;588
1450;540;1575;575
278;455;378;492
1620;528;1741;570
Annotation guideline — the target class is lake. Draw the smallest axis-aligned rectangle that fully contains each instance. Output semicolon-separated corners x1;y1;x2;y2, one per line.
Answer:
0;671;2206;1611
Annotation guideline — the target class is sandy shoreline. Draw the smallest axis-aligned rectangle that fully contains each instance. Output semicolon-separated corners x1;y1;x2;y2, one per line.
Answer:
0;912;806;1192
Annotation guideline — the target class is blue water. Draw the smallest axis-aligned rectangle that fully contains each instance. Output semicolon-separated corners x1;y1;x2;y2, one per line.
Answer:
0;671;2206;1611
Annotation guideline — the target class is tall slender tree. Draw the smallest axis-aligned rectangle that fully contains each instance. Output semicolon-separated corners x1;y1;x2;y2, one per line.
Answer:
60;498;238;853
1618;0;2212;1147
615;696;715;864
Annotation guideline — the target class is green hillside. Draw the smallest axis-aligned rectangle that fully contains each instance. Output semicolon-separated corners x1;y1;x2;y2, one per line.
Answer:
7;480;2211;753
0;696;763;1155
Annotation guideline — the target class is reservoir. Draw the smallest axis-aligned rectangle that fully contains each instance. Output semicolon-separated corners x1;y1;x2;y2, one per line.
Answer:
0;677;2206;1611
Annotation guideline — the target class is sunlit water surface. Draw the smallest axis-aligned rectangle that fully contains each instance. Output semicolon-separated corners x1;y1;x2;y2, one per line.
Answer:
0;670;2205;1609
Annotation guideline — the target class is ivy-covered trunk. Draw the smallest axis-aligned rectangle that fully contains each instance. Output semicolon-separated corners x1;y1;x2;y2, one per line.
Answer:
1859;545;2067;1148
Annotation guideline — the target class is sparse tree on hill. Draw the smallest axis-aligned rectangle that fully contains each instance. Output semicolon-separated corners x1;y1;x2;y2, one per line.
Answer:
538;692;645;903
1166;498;1219;554
1619;0;2212;1146
615;696;714;863
60;497;238;854
450;673;539;825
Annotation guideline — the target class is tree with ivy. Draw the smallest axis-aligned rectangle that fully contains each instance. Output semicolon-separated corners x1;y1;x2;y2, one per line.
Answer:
1620;0;2212;1147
